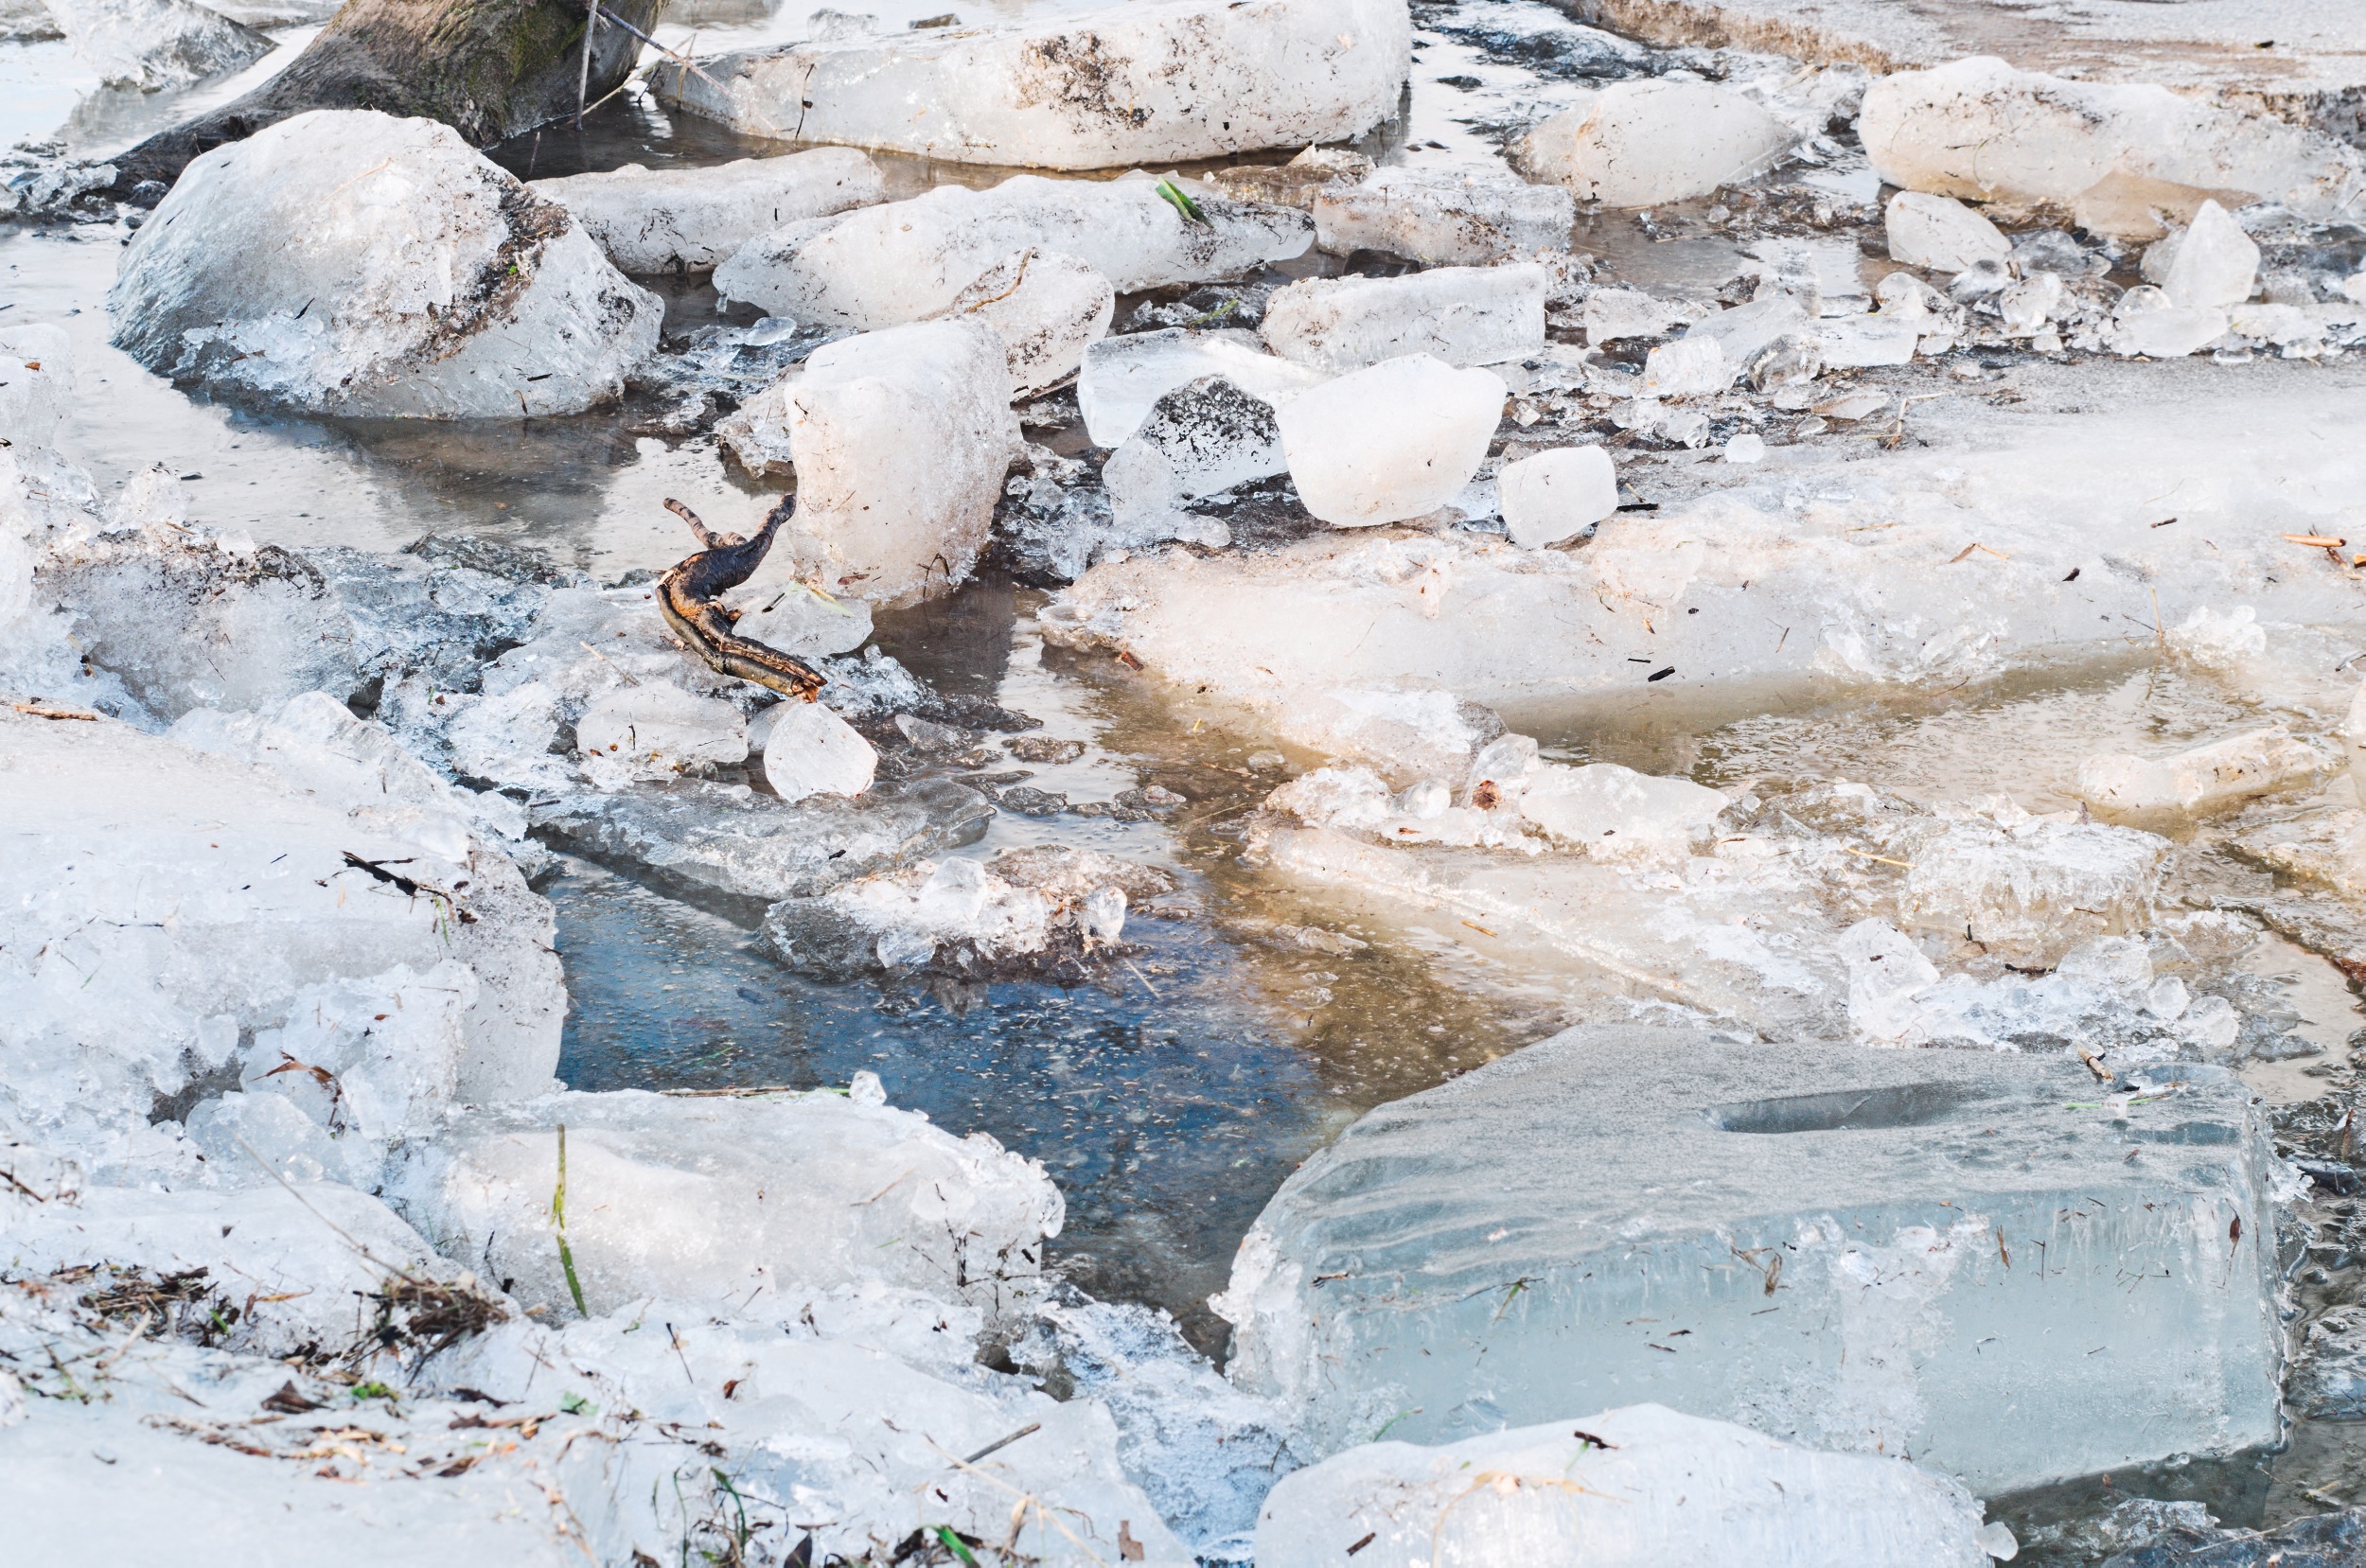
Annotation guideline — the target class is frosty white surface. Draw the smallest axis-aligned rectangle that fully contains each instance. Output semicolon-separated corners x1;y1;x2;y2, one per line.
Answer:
0;1183;460;1358
1256;1404;1989;1568
431;1301;1196;1566
531;147;885;273
1496;444;1617;548
574;680;749;786
1860;56;2366;226
767;319;1019;608
1312;165;1575;265
1261;264;1547;372
1103;376;1287;530
1273;686;1506;785
762;697;878;802
1278;355;1506;527
1885;190;2010;273
2076;728;2337;814
1214;1026;2283;1494
1515;762;1728;861
1077;328;1328;449
947;246;1115;399
109;111;662;418
0;707;560;1168
715;175;1311;329
387;1085;1062;1327
1516;79;1800;207
39;516;360;722
655;0;1409;169
45;0;271;90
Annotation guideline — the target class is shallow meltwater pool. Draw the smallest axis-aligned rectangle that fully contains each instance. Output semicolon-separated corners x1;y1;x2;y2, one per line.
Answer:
552;585;1554;1355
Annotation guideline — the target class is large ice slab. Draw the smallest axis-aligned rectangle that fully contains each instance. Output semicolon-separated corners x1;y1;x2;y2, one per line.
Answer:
715;174;1311;329
531;147;884;273
754;319;1019;607
1261;264;1547;372
653;0;1409;169
1256;1404;1990;1568
1214;1025;2282;1495
109;111;662;418
387;1086;1062;1327
1313;166;1575;265
1036;368;2366;717
1515;79;1800;207
1860;57;2366;230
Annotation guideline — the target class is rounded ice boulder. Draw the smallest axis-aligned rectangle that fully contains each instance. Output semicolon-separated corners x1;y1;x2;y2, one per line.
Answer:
108;110;663;418
1278;354;1506;528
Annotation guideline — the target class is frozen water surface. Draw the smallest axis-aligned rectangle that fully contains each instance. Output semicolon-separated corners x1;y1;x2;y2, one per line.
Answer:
15;0;2366;1558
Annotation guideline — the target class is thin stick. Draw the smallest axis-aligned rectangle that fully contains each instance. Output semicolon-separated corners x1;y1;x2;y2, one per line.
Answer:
593;4;732;93
575;0;597;128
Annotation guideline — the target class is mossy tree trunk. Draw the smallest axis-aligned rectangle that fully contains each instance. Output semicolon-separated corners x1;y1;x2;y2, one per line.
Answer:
108;0;668;197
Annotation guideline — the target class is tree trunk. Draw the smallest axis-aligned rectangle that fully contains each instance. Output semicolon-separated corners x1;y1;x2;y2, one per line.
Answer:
108;0;668;197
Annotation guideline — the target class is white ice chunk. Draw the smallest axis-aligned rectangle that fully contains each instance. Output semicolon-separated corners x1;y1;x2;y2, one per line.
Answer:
764;854;1054;976
715;175;1311;329
0;323;71;449
108;111;662;418
1898;814;2165;966
1999;270;2067;335
1312;165;1575;265
1260;264;1546;372
1860;56;2366;229
2163;199;2260;309
575;680;749;784
2111;289;2230;357
1255;1404;1988;1568
1077;327;1327;449
770;318;1020;607
761;696;878;802
1104;375;1286;530
1516;79;1800;207
1496;445;1617;549
945;246;1115;398
387;1087;1062;1328
655;0;1410;170
531;147;885;273
1278;355;1506;527
1884;190;2010;273
1514;762;1725;861
1818;313;1922;367
45;0;270;90
2075;727;2336;814
1641;334;1731;397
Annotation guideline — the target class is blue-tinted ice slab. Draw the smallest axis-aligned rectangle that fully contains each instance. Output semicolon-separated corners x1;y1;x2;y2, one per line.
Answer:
1214;1025;2282;1496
